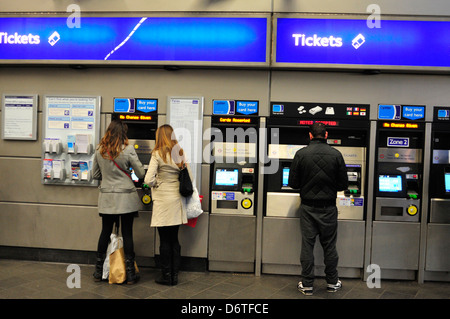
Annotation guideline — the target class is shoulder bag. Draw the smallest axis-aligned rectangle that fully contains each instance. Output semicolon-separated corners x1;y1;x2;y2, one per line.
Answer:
179;164;194;197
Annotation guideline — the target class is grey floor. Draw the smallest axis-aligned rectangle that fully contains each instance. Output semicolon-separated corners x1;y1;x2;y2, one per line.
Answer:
0;259;449;300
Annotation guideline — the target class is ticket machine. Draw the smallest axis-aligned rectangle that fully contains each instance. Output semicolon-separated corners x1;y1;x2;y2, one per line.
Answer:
112;97;158;209
262;102;370;277
207;99;259;272
211;163;256;215
371;104;425;279
425;106;450;276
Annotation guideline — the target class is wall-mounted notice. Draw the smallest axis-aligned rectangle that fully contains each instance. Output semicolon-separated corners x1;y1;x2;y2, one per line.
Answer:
167;97;204;191
42;95;101;186
1;94;38;140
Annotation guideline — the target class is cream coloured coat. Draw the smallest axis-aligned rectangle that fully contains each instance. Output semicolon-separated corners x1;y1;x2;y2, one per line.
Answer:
144;151;191;227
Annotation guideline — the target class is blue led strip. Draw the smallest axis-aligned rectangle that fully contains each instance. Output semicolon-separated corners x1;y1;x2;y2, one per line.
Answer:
276;18;450;68
0;17;268;63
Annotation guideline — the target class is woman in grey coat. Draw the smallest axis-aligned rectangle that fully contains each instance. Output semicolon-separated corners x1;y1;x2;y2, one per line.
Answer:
92;120;145;284
144;124;191;286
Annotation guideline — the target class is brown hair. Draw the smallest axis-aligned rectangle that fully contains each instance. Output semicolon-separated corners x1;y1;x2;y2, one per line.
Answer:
98;120;129;160
153;124;184;168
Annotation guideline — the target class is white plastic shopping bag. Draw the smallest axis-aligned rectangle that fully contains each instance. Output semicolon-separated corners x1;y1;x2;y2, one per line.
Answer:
183;186;203;220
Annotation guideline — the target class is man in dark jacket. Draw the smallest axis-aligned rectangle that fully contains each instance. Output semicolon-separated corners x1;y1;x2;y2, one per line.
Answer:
288;122;348;295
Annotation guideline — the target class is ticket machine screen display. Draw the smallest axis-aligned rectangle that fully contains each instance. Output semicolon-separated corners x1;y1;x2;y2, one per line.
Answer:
379;175;403;192
282;167;290;187
215;169;239;186
445;173;450;193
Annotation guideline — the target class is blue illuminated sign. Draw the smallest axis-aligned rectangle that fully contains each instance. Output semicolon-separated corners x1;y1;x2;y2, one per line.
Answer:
378;104;425;121
114;98;135;113
213;100;235;115
136;99;157;113
402;106;424;120
275;18;450;68
0;17;267;64
213;100;258;116
378;105;401;120
236;101;258;115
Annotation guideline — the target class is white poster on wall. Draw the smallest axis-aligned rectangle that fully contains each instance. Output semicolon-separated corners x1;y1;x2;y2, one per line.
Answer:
1;94;38;140
167;96;204;191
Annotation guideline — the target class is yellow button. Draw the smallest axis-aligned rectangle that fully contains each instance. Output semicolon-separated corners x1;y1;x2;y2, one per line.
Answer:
134;144;139;149
142;194;151;205
407;205;418;216
241;198;252;209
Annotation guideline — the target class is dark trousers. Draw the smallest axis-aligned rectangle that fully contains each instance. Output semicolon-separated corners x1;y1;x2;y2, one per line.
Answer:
97;213;135;257
157;225;181;274
299;204;339;286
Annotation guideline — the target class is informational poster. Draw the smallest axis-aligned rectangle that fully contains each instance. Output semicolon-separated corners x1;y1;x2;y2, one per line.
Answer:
42;95;101;186
167;97;204;191
1;94;38;140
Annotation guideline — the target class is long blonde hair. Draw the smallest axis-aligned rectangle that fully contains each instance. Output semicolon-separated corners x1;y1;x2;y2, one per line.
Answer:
98;120;129;159
153;124;184;168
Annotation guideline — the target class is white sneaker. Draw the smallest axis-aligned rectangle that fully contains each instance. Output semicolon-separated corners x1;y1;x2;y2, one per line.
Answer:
297;281;313;296
327;280;342;292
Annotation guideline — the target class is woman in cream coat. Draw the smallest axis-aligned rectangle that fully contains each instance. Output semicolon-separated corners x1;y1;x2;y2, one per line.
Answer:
144;124;191;285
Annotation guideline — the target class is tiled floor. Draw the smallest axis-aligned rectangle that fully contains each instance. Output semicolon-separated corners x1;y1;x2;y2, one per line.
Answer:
0;259;448;300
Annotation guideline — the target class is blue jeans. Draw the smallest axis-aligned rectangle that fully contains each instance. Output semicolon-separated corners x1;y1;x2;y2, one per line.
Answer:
299;204;339;287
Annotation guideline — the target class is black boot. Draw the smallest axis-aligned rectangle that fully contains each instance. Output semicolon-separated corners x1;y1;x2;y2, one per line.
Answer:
125;254;140;285
93;252;106;282
171;243;181;285
155;246;172;285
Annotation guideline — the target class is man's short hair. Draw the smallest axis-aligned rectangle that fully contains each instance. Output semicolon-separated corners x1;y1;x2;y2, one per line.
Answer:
310;122;327;138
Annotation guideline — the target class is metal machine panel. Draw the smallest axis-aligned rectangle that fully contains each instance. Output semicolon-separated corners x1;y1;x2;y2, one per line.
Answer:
372;221;420;270
432;149;450;164
429;198;450;223
267;192;364;220
211;191;254;215
375;197;420;222
266;192;300;217
337;195;364;220
262;218;365;268
425;224;450;271
128;139;154;167
208;214;256;271
314;220;365;268
378;147;423;163
334;146;366;162
262;217;301;265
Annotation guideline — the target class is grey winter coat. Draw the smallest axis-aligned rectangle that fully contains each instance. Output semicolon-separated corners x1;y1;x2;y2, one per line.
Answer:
92;144;145;214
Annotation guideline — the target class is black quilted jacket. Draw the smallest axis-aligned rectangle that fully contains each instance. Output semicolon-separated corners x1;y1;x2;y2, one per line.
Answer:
288;138;348;201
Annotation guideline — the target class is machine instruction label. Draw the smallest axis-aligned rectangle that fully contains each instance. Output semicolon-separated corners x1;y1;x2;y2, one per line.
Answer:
339;197;363;207
212;191;235;200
